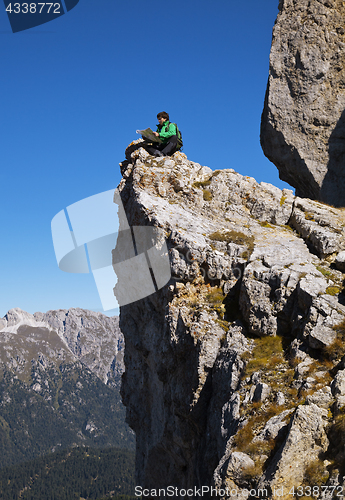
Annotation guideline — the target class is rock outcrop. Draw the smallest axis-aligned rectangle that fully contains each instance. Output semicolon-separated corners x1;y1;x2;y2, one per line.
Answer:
261;0;345;206
117;143;345;498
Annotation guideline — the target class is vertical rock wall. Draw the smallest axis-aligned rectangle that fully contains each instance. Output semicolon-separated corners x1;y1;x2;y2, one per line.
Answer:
261;0;345;206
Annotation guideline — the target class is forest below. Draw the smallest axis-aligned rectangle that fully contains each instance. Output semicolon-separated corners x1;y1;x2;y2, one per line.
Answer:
0;446;136;500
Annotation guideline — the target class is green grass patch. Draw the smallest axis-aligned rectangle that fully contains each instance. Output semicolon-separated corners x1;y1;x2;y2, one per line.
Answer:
316;266;333;278
243;336;284;378
259;220;275;229
303;459;329;486
206;287;226;319
203;189;212;201
209;230;255;255
206;287;225;304
233;403;283;456
280;196;287;206
193;179;211;188
326;285;341;296
322;319;345;361
193;171;221;191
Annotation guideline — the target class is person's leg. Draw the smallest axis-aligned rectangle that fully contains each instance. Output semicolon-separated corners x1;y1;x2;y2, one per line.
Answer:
142;142;162;156
160;135;178;156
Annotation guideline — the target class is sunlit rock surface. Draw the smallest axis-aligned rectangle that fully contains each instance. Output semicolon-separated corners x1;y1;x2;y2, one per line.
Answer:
117;143;345;496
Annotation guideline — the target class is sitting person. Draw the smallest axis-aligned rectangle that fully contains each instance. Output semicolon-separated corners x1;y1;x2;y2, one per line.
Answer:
144;111;178;157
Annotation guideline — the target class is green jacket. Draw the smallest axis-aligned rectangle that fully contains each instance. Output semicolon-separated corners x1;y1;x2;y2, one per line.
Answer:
156;121;177;144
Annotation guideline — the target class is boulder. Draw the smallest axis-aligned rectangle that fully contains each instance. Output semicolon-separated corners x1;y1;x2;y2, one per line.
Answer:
223;452;255;482
335;251;345;272
306;386;333;409
259;404;329;497
331;369;345;407
254;409;293;442
253;382;271;403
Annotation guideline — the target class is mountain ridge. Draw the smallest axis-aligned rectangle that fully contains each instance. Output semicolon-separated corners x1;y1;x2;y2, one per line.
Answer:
0;306;134;469
0;307;124;386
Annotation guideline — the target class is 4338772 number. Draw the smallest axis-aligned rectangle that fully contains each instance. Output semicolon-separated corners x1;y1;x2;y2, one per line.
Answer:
288;485;343;497
6;3;61;14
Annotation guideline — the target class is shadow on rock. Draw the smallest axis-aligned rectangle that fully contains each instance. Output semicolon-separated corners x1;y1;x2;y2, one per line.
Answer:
321;107;345;207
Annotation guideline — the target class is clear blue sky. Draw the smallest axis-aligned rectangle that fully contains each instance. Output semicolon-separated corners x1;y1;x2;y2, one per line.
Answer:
0;0;289;317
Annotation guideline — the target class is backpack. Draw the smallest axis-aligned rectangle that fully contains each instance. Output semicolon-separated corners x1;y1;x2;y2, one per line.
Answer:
165;122;183;151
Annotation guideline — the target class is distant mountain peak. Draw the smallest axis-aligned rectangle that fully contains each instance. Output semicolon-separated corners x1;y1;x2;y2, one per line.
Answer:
0;307;133;468
0;307;123;385
1;307;49;332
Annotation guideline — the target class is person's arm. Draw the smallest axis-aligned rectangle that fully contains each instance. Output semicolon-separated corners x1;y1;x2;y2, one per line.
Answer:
159;123;176;139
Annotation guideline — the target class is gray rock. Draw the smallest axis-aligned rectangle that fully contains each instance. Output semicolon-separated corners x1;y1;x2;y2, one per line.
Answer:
253;382;271;403
0;307;124;386
297;274;328;309
290;198;345;257
259;404;329;493
290;339;311;362
335;251;345;272
41;308;124;385
251;372;261;384
223;452;255;482
276;392;285;406
308;325;336;349
261;0;345;206
240;264;278;336
331;369;345;407
294;358;314;378
4;308;39;328
306;386;333;409
332;369;345;395
254;409;293;441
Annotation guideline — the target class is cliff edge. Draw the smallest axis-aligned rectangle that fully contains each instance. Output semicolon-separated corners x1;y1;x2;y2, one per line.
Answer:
116;142;345;498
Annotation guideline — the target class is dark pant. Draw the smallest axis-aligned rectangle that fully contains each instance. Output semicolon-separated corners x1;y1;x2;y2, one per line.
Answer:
144;135;178;156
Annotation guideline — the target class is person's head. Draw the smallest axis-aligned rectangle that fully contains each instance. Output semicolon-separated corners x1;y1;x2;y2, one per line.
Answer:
157;111;169;124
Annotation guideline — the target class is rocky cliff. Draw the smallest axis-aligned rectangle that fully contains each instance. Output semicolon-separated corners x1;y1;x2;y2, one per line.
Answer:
117;143;345;498
261;0;345;206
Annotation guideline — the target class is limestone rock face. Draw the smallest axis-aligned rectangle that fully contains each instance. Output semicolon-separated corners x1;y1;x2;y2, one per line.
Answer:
261;0;345;206
117;144;345;494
